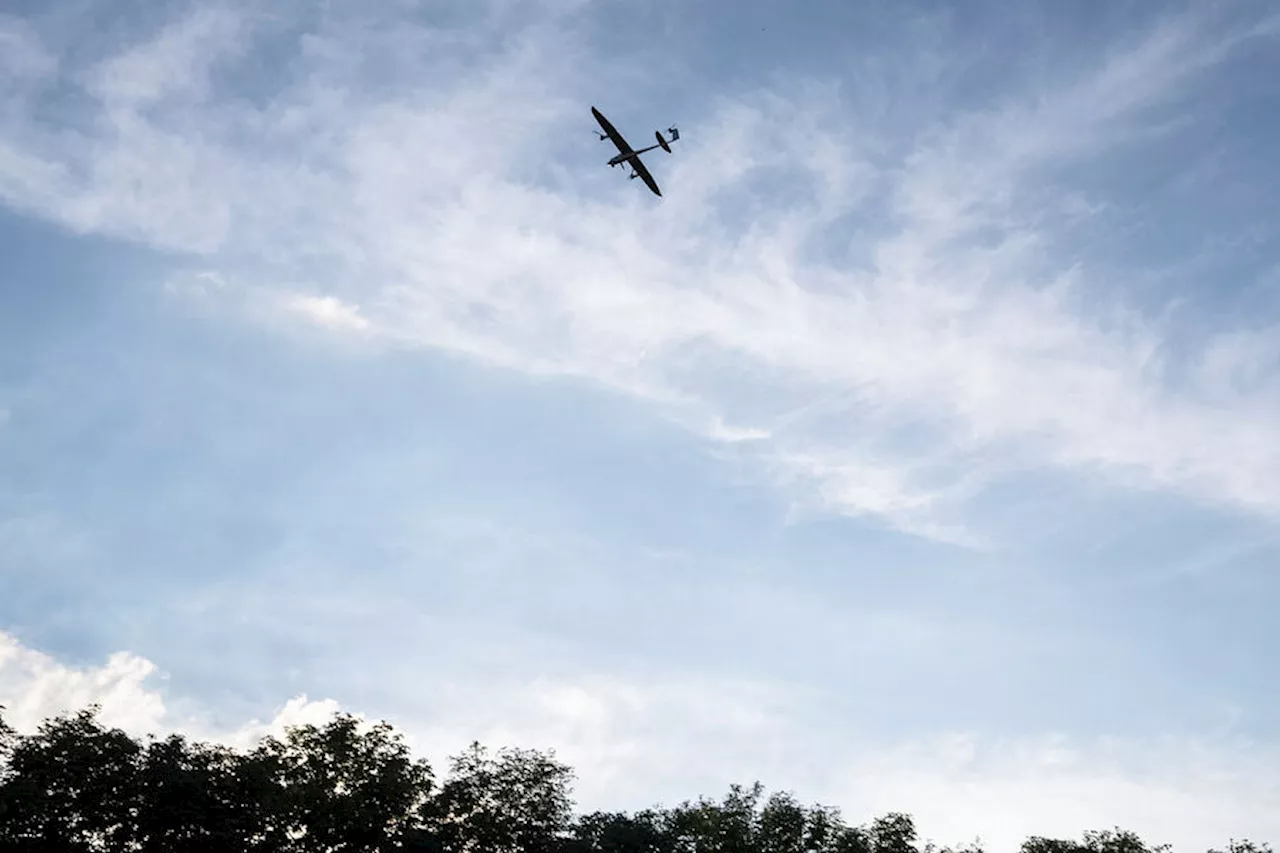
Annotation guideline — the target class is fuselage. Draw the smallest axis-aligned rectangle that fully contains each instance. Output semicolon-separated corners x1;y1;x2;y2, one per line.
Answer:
608;144;661;167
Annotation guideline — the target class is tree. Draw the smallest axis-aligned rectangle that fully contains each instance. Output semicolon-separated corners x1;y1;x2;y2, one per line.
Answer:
134;733;228;851
0;703;1274;853
132;732;285;852
420;741;576;853
657;782;877;853
1208;841;1274;853
1021;839;1088;853
803;803;870;853
0;705;16;826
0;704;15;772
0;705;142;853
868;813;918;853
665;784;755;853
1021;829;1171;853
1082;829;1169;853
757;791;809;853
922;840;984;853
254;712;434;852
574;809;674;853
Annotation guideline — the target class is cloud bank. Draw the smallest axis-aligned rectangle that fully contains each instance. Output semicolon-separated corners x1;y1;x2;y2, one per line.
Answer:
3;630;1279;851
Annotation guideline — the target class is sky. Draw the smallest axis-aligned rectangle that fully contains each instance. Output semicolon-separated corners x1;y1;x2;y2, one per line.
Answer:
1;0;1279;848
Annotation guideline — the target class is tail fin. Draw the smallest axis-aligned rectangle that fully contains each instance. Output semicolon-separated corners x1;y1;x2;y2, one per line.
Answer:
668;126;679;142
656;130;671;153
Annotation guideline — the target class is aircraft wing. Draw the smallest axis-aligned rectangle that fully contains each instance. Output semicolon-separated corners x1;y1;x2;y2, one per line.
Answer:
630;154;662;197
592;106;632;154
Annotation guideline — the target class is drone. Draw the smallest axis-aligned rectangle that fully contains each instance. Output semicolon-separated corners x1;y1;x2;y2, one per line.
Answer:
591;105;679;196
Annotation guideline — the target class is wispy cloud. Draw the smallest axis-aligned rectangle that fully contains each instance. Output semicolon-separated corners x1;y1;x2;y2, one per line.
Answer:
85;6;243;110
280;293;371;332
0;15;56;82
1;3;1277;549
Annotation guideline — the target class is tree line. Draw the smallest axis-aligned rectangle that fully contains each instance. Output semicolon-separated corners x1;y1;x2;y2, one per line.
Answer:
0;705;1270;853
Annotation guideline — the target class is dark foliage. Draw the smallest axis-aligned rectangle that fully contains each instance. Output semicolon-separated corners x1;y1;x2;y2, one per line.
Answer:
0;704;1269;853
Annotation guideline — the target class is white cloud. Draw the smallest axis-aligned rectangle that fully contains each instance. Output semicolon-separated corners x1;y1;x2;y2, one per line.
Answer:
706;415;770;443
2;630;1278;849
85;6;243;110
829;732;1280;852
0;630;167;735
393;673;1280;851
0;2;1277;548
0;629;341;747
1193;328;1280;400
281;293;372;333
349;677;1280;852
216;694;346;751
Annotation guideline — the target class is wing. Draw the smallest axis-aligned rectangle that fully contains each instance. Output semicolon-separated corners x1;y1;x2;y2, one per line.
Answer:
630;154;662;197
592;106;632;154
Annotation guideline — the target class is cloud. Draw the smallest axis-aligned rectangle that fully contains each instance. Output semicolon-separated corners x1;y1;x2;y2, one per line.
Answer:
397;669;1280;852
0;630;167;735
266;676;1280;852
828;732;1280;853
280;293;371;333
1;1;1277;548
216;694;345;751
162;269;227;300
3;630;1278;851
0;15;56;82
85;6;243;110
706;415;770;443
0;629;340;747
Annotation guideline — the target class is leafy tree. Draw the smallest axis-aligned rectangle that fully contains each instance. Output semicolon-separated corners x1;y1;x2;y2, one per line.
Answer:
1022;829;1171;853
756;791;809;853
420;741;576;853
0;704;14;771
133;733;237;851
658;782;874;853
1082;829;1169;853
254;712;434;852
755;790;872;853
868;813;918;853
0;705;16;826
0;703;1274;853
574;808;674;853
1021;839;1089;853
0;705;142;853
0;705;433;853
804;803;871;853
667;782;765;853
922;839;984;853
1208;842;1274;853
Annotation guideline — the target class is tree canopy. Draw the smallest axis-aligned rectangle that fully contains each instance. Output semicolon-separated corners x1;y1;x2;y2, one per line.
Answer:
0;704;1270;853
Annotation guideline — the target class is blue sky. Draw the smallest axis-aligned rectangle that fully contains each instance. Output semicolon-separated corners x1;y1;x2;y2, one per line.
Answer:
2;0;1280;847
